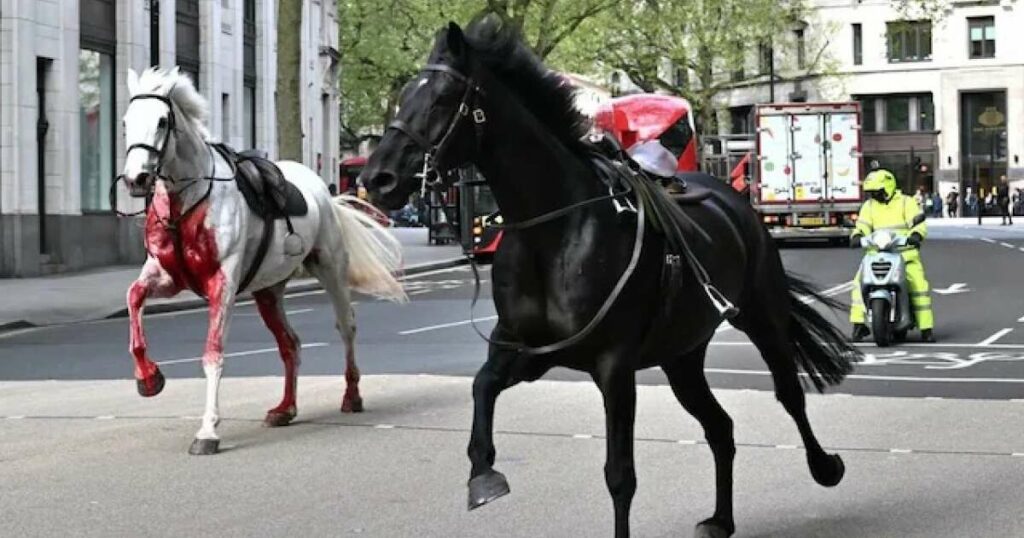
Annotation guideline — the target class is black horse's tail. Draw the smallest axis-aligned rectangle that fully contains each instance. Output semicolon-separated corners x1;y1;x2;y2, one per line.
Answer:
786;274;860;392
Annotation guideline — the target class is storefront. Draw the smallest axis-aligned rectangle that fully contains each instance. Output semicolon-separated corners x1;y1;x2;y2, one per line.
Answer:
960;90;1008;198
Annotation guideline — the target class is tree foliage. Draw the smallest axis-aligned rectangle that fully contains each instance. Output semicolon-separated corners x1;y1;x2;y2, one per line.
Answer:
339;0;615;140
557;0;812;134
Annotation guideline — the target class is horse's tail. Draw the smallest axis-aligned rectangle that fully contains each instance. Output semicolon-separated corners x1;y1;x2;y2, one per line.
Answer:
331;195;407;303
786;274;859;392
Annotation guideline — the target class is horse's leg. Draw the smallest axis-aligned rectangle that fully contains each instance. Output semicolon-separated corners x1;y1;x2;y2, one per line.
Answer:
593;358;638;538
466;330;521;510
127;258;181;397
303;255;362;413
737;312;845;487
189;269;237;456
254;282;301;427
662;341;736;538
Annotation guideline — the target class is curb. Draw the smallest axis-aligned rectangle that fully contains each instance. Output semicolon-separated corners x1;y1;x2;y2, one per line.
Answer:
1;257;468;333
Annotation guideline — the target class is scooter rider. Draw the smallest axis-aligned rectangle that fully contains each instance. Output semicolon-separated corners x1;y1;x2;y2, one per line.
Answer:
849;169;935;342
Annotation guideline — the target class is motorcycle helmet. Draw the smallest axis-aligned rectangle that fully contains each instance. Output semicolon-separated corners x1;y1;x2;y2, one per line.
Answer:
863;169;897;203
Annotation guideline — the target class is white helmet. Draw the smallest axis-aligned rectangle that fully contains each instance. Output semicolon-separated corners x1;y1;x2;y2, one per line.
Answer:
628;140;677;178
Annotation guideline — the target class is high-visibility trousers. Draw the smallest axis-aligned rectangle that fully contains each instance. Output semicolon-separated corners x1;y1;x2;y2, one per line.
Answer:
850;250;933;330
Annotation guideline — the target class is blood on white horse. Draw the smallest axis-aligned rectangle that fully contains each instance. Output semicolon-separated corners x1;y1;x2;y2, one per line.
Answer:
120;67;406;455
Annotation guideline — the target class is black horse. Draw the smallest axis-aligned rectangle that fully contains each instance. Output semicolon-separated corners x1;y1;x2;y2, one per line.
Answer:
361;18;859;538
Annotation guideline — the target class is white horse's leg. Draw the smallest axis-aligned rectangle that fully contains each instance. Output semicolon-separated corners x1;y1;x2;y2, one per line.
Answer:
253;282;301;426
305;253;362;413
189;268;238;456
127;257;181;397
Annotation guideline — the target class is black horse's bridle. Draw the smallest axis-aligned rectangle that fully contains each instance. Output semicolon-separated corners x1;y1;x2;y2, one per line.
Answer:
386;63;487;196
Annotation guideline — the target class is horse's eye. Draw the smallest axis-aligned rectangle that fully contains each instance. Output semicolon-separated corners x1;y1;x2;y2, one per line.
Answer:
157;117;168;130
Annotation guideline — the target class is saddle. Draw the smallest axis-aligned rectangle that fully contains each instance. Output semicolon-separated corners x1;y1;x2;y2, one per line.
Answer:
210;143;309;295
586;133;712;204
213;144;308;218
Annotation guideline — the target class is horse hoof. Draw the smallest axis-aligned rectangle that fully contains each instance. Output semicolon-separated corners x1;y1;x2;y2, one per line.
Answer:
188;438;220;456
263;410;296;428
695;518;734;538
810;453;845;487
467;470;510;511
341;396;364;413
136;369;166;398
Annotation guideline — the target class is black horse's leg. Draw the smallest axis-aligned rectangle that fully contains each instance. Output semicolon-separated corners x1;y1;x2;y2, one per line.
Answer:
594;359;638;538
467;336;519;510
662;341;736;538
741;318;845;487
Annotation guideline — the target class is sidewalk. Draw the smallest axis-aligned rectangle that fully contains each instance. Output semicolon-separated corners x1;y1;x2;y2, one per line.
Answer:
927;216;1022;227
0;228;464;331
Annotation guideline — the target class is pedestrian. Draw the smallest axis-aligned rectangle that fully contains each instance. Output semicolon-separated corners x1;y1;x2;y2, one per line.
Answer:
946;187;959;218
997;174;1013;225
932;191;943;218
328;183;338;196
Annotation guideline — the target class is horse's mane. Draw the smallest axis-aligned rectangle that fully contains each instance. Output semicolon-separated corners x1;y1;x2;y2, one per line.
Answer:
462;16;590;152
134;67;211;141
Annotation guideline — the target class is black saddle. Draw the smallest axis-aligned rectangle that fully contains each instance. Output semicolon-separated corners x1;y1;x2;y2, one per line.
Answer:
213;144;308;218
585;133;708;202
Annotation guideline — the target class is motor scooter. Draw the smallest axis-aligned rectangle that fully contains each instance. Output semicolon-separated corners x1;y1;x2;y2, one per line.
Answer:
859;230;916;347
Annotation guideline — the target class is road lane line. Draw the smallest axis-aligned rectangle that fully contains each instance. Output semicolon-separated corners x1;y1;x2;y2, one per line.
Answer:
980;237;997;244
1001;242;1016;248
978;328;1014;346
1018;315;1024;323
1019;247;1024;253
399;316;498;335
709;341;1024;350
703;367;1024;384
156;342;329;366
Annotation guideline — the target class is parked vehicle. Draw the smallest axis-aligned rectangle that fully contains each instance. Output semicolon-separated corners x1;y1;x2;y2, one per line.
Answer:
859;230;916;347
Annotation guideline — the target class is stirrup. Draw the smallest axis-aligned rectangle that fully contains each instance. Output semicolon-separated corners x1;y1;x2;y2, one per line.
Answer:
704;283;739;319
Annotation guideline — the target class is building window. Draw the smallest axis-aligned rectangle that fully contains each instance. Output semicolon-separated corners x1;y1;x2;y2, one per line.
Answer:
221;93;230;142
918;94;934;130
861;98;876;132
731;66;744;82
968;16;995;59
176;0;200;85
795;28;806;69
758;43;772;75
243;0;256;148
730;106;753;134
885;96;911;132
79;50;115;212
852;23;862;65
887;20;932;62
855;93;934;133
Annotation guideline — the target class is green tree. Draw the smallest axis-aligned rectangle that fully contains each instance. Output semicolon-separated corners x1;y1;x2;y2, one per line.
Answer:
276;0;302;161
339;0;614;139
558;0;816;135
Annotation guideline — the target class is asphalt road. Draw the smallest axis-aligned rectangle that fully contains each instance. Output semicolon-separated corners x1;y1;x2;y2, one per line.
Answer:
3;223;1024;399
3;223;1024;537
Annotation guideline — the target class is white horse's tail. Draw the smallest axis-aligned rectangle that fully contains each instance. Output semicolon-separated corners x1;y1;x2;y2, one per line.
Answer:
332;195;407;303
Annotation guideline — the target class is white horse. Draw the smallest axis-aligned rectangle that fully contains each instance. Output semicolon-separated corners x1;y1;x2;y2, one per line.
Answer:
119;67;406;455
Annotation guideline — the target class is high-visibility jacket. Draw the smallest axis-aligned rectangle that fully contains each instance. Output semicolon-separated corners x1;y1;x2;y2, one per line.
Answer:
854;191;927;240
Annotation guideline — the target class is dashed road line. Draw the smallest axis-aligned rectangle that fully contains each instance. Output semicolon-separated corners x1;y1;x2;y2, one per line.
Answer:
156;342;329;366
3;414;1022;458
399;315;498;335
978;328;1014;347
703;367;1024;384
1001;242;1016;248
980;237;997;244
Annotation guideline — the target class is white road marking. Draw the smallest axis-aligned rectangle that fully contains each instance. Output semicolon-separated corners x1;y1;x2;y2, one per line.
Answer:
95;415;115;420
6;415;25;420
572;434;594;439
890;448;913;454
1018;315;1024;323
980;237;997;244
399;315;498;335
374;424;395;429
1001;242;1016;248
775;444;798;450
703;367;1024;384
156;342;329;366
408;290;431;296
1019;247;1024;253
978;328;1014;346
933;283;970;295
677;439;698;445
709;341;1024;350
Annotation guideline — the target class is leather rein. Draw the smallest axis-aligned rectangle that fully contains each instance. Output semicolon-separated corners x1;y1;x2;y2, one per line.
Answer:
385;63;647;356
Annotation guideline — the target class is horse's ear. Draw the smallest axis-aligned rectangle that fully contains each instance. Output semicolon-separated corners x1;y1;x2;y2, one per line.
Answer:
446;21;466;58
127;68;139;95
